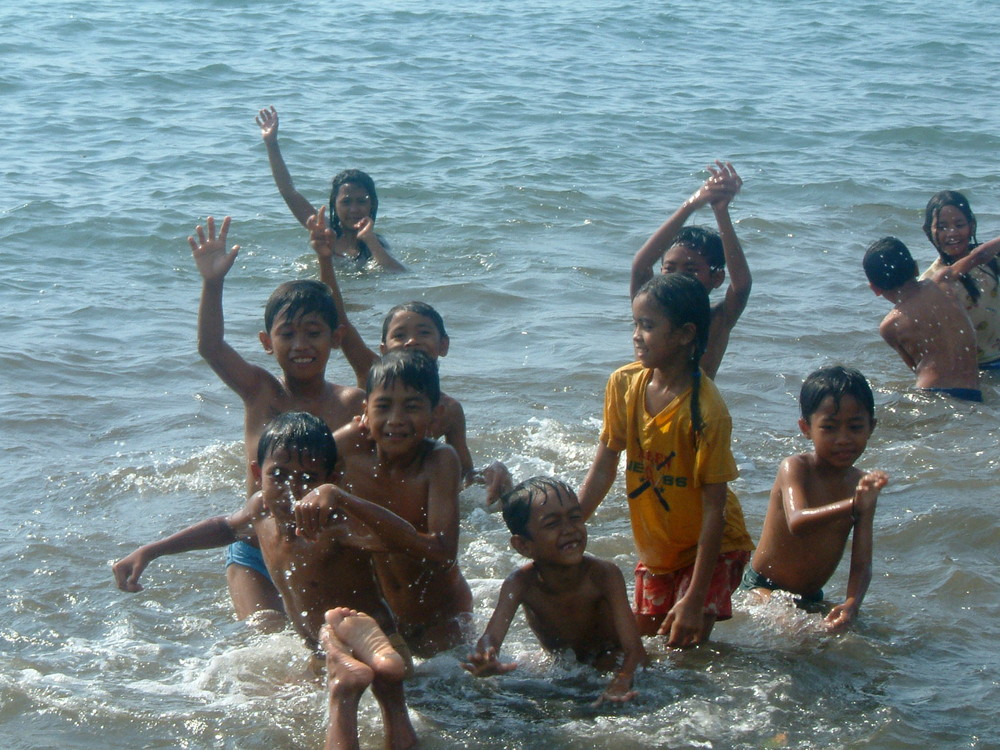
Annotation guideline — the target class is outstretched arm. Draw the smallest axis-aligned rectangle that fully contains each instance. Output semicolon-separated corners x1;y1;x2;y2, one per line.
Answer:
112;505;254;592
710;162;750;329
578;441;621;520
256;106;317;228
593;563;646;706
932;234;1000;283
777;455;858;533
461;573;524;677
630;162;735;298
308;208;379;386
190;216;271;401
825;471;887;631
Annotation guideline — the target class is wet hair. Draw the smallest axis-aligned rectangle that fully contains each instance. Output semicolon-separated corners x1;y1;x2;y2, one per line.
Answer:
670;226;725;271
799;366;875;424
380;301;448;343
862;237;918;291
922;190;992;303
263;279;339;333
635;273;711;446
328;169;379;237
365;349;440;408
500;476;577;539
256;411;338;475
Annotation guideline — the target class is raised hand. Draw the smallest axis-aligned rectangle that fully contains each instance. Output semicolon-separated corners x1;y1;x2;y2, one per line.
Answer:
189;215;240;282
307;206;336;259
255;105;279;144
852;470;888;521
705;161;743;207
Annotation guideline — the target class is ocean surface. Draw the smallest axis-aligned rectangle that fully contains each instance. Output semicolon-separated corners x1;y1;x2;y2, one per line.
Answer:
3;1;1000;747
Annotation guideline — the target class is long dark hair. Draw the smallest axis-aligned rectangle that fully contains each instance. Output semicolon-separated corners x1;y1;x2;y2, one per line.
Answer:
923;190;994;302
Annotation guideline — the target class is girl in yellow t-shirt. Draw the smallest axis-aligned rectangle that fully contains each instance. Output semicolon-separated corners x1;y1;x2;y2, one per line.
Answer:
579;273;753;648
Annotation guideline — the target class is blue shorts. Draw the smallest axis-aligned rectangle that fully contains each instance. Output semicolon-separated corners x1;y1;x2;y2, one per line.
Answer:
740;566;823;605
979;358;1000;370
924;387;983;402
225;540;272;582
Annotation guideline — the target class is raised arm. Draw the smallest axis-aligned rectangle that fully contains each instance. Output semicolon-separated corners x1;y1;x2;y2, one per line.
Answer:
709;163;750;328
578;441;621;520
308;207;379;386
825;471;887;631
190;216;271;401
932;233;1000;283
461;572;524;677
354;218;406;272
630;163;732;298
256;106;317;228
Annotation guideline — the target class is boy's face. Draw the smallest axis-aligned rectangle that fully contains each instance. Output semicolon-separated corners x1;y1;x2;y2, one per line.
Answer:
363;381;437;458
799;394;875;470
661;244;724;291
512;486;587;566
254;448;331;513
380;311;449;360
260;310;340;382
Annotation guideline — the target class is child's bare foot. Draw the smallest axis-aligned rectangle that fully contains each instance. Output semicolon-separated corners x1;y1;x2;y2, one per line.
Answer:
321;618;374;696
326;608;407;683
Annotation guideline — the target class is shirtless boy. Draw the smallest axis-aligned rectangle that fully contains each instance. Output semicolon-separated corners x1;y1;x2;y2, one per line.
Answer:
296;349;473;656
113;413;417;749
745;367;888;631
863;236;986;401
190;216;365;622
630;161;750;378
462;477;646;706
307;206;511;502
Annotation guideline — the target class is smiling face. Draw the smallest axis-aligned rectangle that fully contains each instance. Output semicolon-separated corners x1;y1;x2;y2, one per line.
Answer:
363;380;436;458
799;394;875;470
932;204;975;261
513;484;587;566
380;311;449;360
631;292;695;370
260;310;340;382
333;182;374;234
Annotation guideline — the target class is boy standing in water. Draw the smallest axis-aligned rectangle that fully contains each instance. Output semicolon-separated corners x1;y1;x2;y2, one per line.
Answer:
746;367;888;631
863;236;985;401
113;413;417;749
296;350;472;656
463;477;646;706
630;161;750;378
189;216;365;623
306;206;511;503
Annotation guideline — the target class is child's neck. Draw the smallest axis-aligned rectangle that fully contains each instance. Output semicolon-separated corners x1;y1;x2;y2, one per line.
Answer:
282;373;330;399
883;278;921;305
532;558;586;592
374;440;429;473
646;358;695;413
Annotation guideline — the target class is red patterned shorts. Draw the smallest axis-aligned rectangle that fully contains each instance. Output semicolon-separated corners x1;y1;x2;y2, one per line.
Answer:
634;550;750;620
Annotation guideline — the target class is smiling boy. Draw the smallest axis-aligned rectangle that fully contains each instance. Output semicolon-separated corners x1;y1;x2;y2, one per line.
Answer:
745;367;888;631
296;350;473;656
189;216;365;623
462;477;646;706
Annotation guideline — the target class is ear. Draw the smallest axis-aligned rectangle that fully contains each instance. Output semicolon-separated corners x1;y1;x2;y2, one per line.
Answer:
709;268;726;290
329;325;344;348
379;342;388;355
679;321;697;347
510;534;532;557
798;417;811;437
250;460;262;482
259;331;274;354
869;283;884;299
438;335;450;357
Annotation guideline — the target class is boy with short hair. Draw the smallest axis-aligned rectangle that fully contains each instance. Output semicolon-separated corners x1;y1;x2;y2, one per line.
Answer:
296;349;473;656
462;477;647;706
306;206;511;502
863;236;984;401
745;366;889;631
113;412;417;749
189;216;366;622
630;161;750;378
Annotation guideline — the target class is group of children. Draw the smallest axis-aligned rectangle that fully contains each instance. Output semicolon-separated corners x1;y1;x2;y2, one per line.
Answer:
111;107;1000;749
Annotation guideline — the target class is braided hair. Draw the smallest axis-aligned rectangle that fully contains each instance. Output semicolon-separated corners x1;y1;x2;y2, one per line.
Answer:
636;273;711;447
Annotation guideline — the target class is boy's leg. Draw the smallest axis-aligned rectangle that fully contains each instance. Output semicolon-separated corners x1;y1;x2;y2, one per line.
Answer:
225;541;285;628
321;618;373;750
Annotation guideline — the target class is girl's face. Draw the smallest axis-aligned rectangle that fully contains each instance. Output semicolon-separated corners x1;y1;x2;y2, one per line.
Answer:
333;183;373;231
932;205;975;260
631;293;695;370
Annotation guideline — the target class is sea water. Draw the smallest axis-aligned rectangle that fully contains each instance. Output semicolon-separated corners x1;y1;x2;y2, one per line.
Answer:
2;1;999;747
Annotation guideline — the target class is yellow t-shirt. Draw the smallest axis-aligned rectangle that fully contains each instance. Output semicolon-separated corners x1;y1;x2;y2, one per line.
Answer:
921;258;1000;365
600;361;753;575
